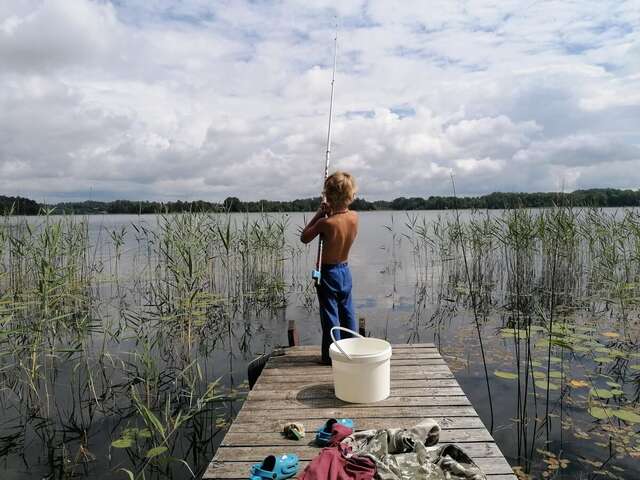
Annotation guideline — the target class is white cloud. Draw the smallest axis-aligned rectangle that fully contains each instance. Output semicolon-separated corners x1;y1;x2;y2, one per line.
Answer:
513;134;640;166
0;0;639;202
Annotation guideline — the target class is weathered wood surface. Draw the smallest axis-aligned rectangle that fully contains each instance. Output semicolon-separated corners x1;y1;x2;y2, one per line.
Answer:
203;344;516;479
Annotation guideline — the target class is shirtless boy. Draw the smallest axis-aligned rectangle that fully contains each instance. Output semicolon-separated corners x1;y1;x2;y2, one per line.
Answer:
300;171;358;364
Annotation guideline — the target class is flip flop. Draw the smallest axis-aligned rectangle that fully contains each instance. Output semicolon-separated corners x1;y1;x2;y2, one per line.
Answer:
249;454;299;480
315;418;354;446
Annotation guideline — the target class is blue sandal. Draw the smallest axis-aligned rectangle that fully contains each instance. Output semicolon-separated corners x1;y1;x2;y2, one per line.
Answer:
249;454;299;480
315;418;354;446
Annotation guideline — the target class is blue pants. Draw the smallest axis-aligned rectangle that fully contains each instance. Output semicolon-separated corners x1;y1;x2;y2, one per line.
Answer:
316;263;357;362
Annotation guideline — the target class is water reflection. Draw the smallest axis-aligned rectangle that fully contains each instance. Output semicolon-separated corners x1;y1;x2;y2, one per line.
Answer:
0;208;639;479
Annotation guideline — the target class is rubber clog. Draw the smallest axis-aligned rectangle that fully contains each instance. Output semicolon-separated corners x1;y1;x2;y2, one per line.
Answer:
249;454;299;480
315;418;354;446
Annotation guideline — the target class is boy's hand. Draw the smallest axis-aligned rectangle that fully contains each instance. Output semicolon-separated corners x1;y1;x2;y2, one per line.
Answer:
319;202;331;216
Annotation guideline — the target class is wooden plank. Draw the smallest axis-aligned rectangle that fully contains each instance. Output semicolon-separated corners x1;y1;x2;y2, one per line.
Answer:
257;370;455;383
232;405;479;422
260;364;452;376
285;343;436;351
221;428;495;446
241;395;472;410
275;347;441;359
205;458;514;478
226;416;488;433
270;347;441;356
247;385;466;400
252;378;460;390
266;358;448;368
214;441;504;462
267;352;443;365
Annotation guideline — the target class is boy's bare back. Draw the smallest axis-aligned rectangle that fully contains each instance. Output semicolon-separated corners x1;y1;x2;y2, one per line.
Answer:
318;210;358;264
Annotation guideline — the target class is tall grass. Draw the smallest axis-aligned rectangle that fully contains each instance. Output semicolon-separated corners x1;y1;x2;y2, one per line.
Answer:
1;207;639;479
0;211;291;479
405;206;640;478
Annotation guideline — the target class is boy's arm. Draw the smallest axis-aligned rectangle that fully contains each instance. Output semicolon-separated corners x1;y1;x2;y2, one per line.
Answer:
300;205;329;244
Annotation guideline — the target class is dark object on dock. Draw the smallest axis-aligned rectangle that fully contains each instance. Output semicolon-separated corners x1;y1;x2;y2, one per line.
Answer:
247;353;270;390
288;319;299;347
205;344;516;479
247;348;287;390
359;317;366;336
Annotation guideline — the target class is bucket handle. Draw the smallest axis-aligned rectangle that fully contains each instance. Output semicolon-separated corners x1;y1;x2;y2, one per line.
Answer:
330;326;364;361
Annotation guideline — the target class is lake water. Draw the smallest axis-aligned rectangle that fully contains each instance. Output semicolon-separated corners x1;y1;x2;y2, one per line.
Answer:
1;209;639;479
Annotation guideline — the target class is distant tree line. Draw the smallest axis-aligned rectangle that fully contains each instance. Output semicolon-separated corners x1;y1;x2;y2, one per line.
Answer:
384;189;640;210
2;188;639;215
0;195;40;215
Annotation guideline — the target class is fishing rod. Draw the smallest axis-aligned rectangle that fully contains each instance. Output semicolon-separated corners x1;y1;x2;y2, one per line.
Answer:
312;30;338;287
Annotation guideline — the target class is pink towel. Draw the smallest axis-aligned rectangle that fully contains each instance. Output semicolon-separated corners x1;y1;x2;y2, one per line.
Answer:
300;423;376;480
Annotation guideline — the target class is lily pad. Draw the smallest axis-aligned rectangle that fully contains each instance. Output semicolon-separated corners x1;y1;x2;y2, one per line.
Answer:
590;388;614;399
593;356;613;364
588;407;611;420
569;379;589;388
601;332;620;338
549;371;565;379
538;382;560;391
571;333;592;340
494;370;519;380
572;345;590;352
606;381;621;388
613;410;640;424
610;389;624;396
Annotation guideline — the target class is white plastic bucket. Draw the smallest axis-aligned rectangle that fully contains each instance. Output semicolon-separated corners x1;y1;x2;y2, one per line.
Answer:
329;326;392;403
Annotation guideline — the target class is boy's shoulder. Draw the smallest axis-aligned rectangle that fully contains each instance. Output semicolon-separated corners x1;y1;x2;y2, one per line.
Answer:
328;210;358;219
325;210;358;227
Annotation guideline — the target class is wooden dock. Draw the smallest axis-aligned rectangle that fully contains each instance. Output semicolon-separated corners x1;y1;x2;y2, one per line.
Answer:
204;343;515;479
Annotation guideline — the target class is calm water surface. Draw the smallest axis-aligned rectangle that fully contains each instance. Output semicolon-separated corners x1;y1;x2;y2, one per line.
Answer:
1;209;639;479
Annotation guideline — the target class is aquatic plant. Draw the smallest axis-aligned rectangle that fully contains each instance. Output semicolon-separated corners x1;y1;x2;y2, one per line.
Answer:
0;212;290;479
1;207;639;479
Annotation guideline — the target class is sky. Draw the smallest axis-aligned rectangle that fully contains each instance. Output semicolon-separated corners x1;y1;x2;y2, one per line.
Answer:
0;0;639;202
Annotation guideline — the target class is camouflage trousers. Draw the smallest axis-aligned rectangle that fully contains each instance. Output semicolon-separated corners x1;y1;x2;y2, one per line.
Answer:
340;420;487;480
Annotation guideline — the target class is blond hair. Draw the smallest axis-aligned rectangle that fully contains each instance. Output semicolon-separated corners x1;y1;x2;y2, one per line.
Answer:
324;171;357;208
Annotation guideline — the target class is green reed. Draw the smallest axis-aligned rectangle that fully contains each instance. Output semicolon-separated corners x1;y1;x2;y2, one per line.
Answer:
2;207;639;479
405;206;640;478
0;211;293;479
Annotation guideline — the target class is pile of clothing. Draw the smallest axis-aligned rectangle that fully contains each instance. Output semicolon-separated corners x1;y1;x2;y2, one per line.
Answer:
300;420;487;480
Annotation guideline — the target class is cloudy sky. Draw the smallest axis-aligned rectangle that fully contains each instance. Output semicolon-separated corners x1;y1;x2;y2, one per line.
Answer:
1;0;639;202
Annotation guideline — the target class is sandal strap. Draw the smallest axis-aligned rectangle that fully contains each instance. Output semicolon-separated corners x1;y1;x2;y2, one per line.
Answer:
250;467;276;479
